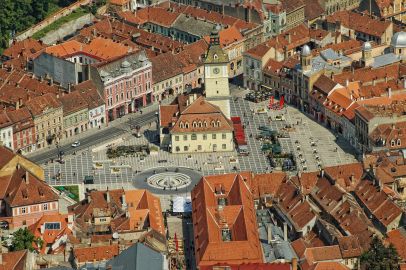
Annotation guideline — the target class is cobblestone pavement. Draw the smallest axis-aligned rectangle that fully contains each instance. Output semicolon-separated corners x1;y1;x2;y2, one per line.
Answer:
43;90;357;198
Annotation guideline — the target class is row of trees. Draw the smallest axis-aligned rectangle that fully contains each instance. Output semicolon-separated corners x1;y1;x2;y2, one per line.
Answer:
0;0;75;53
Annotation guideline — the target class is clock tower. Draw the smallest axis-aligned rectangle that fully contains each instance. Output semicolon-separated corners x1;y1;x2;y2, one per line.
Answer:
204;25;231;119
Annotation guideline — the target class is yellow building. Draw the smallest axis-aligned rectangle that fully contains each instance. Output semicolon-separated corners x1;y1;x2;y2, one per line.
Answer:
159;95;234;153
158;26;234;154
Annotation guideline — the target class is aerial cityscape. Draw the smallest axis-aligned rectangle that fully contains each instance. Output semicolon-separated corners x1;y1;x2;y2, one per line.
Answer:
0;0;405;269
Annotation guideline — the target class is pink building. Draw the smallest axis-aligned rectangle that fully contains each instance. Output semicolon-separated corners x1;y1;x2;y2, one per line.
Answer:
91;51;152;121
0;166;59;228
7;108;37;154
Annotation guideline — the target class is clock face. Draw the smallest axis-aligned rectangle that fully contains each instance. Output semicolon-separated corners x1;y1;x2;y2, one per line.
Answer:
213;67;220;74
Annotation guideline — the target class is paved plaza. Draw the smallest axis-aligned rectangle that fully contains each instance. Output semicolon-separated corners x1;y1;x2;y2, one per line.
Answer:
43;90;358;199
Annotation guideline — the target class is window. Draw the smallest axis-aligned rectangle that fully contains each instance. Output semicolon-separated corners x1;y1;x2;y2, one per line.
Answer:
44;222;61;230
184;146;189;151
203;134;207;140
191;134;197;140
221;228;232;241
43;203;48;211
212;134;216;139
222;144;226;149
397;139;401;146
222;133;226;139
175;136;179;141
183;135;188;141
391;140;395;147
21;207;27;214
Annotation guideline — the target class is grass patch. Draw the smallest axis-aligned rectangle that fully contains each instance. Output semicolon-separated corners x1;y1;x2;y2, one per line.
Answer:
32;7;89;40
54;185;80;202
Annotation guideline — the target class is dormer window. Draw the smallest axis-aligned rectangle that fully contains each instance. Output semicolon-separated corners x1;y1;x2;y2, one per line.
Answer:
397;139;401;146
391;140;396;147
204;121;208;127
214;54;218;60
198;121;203;127
192;121;197;128
216;120;221;127
211;121;216;127
217;197;228;206
221;228;232;241
185;122;190;129
179;122;184;128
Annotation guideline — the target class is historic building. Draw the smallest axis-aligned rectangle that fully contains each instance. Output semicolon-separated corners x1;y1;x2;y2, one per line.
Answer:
91;51;152;121
158;27;234;154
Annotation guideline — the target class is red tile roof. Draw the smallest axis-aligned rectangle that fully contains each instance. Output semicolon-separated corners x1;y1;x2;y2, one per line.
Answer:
73;244;119;263
354;180;402;228
386;227;406;260
337;236;363;258
29;214;72;254
0;250;27;270
324;163;364;192
304;245;342;265
251;172;287;199
25;93;62;117
0;166;59;208
326;10;392;37
192;173;263;267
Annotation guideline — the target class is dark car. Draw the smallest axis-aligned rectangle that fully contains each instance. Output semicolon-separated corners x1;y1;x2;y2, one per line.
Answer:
84;175;94;185
0;221;9;230
158;160;168;163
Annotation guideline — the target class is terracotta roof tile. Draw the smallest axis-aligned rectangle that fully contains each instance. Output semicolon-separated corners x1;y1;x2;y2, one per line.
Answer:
354;180;402;227
386;227;406;260
324;163;364;192
251;172;286;199
326;10;392;37
192;173;263;267
0;250;27;270
304;245;342;265
337;236;362;258
73;244;119;263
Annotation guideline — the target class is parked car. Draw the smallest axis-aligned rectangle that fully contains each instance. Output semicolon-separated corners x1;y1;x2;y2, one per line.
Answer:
0;221;9;230
71;141;80;147
84;175;94;185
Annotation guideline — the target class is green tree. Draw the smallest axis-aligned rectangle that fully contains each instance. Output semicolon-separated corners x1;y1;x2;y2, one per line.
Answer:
10;228;35;252
360;236;400;270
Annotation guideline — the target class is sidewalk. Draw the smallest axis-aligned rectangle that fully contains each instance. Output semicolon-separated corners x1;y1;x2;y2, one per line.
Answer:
26;98;173;158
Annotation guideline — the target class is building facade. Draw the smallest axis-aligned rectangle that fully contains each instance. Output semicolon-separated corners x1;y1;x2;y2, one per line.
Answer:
91;51;153;121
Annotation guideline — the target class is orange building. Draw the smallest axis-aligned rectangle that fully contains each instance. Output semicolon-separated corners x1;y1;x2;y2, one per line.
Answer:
191;172;263;268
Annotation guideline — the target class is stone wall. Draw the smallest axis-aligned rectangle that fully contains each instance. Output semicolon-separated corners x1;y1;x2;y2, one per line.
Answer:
13;0;92;42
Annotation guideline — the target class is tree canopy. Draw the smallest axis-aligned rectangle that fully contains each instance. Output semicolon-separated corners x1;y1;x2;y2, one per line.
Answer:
10;228;36;251
360;236;400;270
0;0;75;53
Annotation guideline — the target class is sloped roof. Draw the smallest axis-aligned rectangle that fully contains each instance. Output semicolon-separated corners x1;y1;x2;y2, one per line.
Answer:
0;166;59;207
107;242;163;270
192;173;263;267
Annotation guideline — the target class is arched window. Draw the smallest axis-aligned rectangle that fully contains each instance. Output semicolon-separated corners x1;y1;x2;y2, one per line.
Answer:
179;122;184;128
391;140;396;147
216;120;221;127
185;122;189;129
198;121;203;127
211;121;215;127
192;121;197;128
204;121;208;127
397;139;401;146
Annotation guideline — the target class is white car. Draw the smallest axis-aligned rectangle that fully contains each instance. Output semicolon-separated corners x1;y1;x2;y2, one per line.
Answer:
71;141;80;147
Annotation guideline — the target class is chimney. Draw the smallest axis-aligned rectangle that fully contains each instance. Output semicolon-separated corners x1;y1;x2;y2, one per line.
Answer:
346;79;349;87
285;33;291;43
350;174;355;184
121;193;127;209
292;257;298;270
25;171;29;184
388;87;392;97
106;190;110;203
283;222;288;241
50;78;53;86
320;168;325;178
68;83;71;93
267;224;273;244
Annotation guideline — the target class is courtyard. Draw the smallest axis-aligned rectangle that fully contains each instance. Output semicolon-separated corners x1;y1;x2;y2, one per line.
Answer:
43;90;358;199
